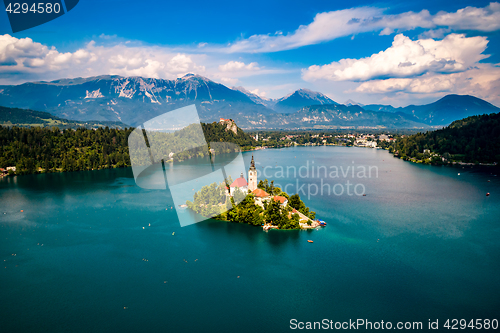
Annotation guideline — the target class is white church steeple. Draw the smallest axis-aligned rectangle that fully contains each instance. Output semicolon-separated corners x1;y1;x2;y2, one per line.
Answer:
248;154;257;192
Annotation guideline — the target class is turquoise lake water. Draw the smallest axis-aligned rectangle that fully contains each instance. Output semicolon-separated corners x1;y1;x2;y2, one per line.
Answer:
1;146;499;332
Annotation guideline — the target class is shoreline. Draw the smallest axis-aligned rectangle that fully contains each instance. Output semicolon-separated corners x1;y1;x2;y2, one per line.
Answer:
3;144;498;179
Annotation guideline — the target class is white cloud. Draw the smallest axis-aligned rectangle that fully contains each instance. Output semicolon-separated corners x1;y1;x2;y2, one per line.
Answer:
218;61;260;72
418;28;451;39
219;77;239;85
249;88;267;98
211;60;290;86
222;7;383;53
0;34;205;83
302;34;489;82
433;2;500;32
0;34;96;70
217;3;500;53
353;64;500;105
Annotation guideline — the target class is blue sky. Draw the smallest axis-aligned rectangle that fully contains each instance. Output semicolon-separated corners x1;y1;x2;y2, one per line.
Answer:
1;0;499;106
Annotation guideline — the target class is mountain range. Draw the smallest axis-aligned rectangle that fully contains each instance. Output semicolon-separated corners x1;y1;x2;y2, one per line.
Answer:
0;74;498;129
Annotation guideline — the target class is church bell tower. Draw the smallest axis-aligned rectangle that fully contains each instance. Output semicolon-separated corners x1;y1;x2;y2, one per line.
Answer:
248;155;257;192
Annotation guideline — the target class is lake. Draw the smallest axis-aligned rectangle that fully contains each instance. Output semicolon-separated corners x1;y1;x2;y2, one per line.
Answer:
1;146;499;332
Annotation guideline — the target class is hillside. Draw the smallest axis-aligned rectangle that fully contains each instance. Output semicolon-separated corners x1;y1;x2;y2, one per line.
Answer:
391;112;500;163
0;105;128;129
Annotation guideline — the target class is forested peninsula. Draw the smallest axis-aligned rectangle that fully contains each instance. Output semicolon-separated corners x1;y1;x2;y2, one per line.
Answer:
0;120;257;175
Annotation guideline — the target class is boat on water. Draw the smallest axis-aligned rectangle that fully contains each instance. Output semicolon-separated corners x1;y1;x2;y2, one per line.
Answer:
315;219;327;226
307;240;313;243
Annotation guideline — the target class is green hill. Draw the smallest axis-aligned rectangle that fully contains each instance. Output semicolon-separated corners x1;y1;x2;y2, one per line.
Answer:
391;112;500;164
0;105;128;129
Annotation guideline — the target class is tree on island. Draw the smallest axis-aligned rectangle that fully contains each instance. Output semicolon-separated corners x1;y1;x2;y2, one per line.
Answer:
257;179;282;195
226;194;264;226
263;198;300;230
186;182;229;218
288;194;316;220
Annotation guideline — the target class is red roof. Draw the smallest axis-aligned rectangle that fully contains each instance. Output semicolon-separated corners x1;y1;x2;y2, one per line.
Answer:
230;176;248;187
252;188;269;197
273;196;287;204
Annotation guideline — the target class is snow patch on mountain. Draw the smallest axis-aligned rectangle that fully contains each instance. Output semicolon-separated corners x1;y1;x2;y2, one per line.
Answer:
85;89;104;99
115;79;136;99
145;91;161;104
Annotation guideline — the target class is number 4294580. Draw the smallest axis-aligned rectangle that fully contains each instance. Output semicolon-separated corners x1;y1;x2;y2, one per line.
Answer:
444;319;498;330
5;2;61;14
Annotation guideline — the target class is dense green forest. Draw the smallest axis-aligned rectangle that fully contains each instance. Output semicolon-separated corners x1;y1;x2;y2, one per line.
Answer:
0;120;257;175
186;178;315;230
0;126;134;174
388;112;500;164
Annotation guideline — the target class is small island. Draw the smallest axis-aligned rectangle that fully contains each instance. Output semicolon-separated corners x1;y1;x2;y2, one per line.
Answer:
186;155;322;230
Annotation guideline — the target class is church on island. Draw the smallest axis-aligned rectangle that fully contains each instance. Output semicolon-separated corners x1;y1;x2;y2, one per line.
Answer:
226;154;321;229
228;154;288;208
184;154;322;230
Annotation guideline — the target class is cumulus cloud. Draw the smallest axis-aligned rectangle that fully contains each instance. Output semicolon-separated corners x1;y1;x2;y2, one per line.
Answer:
218;2;500;53
218;61;260;72
350;64;500;106
0;34;96;72
250;88;267;98
302;34;489;82
354;64;500;94
0;34;205;83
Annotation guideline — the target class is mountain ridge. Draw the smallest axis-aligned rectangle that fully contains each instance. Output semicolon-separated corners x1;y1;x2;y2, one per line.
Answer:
274;88;337;113
0;74;498;129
